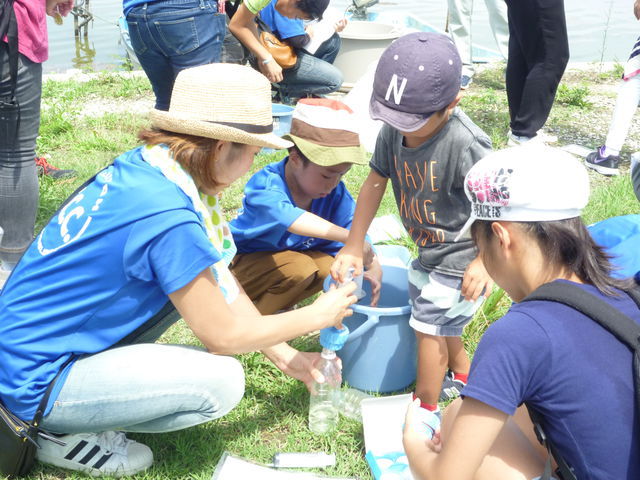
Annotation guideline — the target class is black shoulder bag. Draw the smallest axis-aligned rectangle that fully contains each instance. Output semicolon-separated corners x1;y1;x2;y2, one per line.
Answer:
0;359;72;479
521;282;640;480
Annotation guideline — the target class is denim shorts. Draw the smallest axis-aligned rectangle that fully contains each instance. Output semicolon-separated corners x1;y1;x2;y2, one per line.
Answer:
407;259;482;336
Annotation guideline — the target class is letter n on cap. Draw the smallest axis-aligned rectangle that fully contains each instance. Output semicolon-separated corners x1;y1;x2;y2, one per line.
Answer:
385;74;407;105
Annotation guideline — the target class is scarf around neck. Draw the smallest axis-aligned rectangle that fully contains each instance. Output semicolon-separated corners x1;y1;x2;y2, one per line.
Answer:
142;144;239;303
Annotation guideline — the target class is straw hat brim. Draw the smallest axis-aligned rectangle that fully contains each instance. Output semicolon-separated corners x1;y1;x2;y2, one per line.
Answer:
283;134;368;166
151;109;293;150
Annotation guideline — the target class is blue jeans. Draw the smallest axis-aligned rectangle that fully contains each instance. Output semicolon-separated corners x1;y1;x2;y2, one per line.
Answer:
279;33;343;99
0;44;40;269
126;0;226;110
40;303;245;434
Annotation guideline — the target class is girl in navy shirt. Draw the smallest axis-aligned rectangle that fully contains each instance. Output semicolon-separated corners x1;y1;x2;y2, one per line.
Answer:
403;145;640;480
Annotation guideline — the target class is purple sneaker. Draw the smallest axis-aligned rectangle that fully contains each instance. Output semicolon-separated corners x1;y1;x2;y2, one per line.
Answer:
585;146;620;176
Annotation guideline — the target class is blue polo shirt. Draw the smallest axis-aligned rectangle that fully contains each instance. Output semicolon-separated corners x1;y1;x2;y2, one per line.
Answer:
230;158;355;256
0;147;220;421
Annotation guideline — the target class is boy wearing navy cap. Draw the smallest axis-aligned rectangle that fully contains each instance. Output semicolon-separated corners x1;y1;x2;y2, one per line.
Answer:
331;32;493;424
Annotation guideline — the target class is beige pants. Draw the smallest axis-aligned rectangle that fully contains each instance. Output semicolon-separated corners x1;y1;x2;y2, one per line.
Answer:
231;250;334;314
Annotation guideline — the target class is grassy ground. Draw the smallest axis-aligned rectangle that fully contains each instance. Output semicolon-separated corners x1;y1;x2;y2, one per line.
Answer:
21;63;640;479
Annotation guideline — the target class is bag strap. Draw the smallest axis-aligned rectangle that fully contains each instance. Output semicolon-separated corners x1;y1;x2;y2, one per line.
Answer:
526;406;577;480
254;14;272;35
0;0;19;102
32;357;75;430
521;281;640;480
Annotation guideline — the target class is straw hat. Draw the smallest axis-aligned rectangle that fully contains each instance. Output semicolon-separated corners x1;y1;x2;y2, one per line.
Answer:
151;63;293;150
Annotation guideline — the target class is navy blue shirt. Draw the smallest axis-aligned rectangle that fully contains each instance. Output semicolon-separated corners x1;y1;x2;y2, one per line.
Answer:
464;280;640;480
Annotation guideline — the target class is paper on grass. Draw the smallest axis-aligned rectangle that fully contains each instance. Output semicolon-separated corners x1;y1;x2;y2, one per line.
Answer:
211;452;356;480
304;7;344;55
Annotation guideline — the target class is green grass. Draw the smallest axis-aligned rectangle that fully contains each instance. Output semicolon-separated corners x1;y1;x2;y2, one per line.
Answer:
18;67;640;479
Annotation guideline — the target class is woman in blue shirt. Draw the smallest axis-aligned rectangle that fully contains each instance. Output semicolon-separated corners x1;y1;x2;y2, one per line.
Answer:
0;63;356;477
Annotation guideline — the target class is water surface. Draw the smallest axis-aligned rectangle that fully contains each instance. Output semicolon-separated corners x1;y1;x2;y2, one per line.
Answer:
45;0;639;73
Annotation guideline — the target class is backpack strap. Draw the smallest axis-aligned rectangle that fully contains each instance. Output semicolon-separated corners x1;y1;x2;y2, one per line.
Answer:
521;281;640;480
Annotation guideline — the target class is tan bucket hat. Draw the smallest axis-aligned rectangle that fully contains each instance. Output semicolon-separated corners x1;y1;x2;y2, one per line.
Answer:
151;63;293;150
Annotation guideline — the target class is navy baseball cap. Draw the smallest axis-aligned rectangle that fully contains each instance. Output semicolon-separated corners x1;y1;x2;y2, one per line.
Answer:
369;32;462;132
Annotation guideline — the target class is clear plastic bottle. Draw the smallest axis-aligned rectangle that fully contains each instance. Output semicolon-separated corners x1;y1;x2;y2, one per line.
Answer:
308;348;342;434
337;387;372;422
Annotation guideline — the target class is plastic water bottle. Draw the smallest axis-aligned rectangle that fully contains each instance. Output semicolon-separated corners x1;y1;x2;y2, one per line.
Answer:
308;348;342;434
337;387;372;422
339;267;365;300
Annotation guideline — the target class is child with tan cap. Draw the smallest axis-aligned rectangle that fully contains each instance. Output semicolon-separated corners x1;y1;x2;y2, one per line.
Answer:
231;98;382;314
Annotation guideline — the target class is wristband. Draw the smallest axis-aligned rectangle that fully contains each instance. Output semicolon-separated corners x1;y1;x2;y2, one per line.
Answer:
262;55;273;65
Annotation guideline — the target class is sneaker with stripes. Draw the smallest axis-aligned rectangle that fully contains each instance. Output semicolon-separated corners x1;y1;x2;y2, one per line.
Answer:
439;370;467;402
36;431;153;477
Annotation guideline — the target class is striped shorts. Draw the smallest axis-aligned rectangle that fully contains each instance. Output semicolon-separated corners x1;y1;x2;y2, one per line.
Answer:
408;259;483;336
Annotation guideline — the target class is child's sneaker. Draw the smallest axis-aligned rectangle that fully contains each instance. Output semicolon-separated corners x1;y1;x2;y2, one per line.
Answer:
36;431;153;477
585;146;620;176
439;370;466;402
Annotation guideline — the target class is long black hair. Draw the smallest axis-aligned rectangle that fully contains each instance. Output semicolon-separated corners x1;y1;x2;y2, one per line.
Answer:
471;217;636;296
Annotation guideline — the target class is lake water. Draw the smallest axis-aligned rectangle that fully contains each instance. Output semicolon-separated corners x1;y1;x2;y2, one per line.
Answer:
45;0;639;73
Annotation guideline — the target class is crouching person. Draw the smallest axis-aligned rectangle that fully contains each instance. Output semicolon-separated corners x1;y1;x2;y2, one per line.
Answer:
230;98;382;314
0;65;356;477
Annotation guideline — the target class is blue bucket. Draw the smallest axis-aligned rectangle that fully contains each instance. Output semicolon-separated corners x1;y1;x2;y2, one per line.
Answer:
263;103;295;153
323;245;416;393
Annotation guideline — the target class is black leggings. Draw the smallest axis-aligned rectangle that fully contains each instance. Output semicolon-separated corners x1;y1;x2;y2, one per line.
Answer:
505;0;569;138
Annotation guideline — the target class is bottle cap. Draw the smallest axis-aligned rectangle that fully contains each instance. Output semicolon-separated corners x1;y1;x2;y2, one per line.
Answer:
319;325;350;351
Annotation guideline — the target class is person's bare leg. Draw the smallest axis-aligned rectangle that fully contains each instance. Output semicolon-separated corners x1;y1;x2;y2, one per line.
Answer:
441;399;547;479
415;332;448;406
446;336;470;375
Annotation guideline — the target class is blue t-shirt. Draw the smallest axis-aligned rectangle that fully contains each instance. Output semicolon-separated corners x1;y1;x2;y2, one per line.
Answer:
259;0;305;40
230;158;355;256
0;147;220;421
464;280;640;480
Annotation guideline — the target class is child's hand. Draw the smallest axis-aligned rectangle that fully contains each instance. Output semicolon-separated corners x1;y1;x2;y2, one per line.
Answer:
363;255;382;307
334;18;347;33
403;399;442;454
461;256;493;302
331;244;364;282
311;282;357;329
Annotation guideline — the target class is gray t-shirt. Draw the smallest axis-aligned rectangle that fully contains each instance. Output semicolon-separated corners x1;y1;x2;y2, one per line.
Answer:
370;108;491;276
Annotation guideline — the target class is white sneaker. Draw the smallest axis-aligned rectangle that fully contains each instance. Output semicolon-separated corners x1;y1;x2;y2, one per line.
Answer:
507;132;537;147
536;129;558;144
507;130;558;148
36;431;153;477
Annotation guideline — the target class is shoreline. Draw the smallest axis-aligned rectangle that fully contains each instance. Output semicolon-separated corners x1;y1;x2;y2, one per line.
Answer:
42;60;624;82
